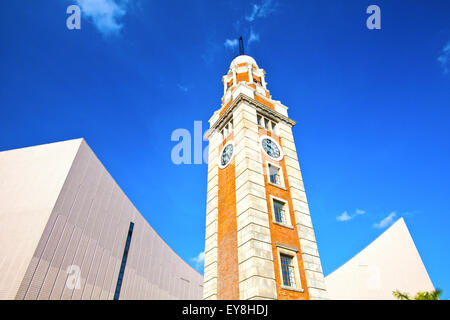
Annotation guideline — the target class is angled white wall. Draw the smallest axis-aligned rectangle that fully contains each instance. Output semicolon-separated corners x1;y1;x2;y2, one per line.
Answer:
0;139;82;299
0;139;203;300
325;218;434;300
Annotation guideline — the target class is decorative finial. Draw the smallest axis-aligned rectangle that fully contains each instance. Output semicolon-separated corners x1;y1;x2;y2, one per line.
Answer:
239;36;244;56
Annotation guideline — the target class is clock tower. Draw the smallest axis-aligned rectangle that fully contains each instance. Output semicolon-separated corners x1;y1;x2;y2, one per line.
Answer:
203;54;328;300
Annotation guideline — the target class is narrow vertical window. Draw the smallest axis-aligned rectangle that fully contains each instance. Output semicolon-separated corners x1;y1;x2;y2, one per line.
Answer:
280;254;296;287
271;121;277;134
257;114;278;134
114;222;134;300
268;164;281;185
273;199;286;224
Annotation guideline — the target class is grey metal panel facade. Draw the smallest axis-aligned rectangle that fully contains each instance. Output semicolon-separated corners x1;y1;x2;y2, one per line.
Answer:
13;139;203;300
0;139;82;300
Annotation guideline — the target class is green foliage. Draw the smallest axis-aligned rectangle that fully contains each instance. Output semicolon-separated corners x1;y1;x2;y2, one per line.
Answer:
393;289;442;300
393;290;410;300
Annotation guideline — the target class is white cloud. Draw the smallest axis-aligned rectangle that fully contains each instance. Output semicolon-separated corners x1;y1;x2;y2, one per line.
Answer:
224;31;259;51
248;29;260;45
337;209;367;222
224;38;239;49
245;4;260;22
224;0;277;52
356;209;366;215
75;0;130;35
258;0;278;18
190;251;205;271
438;41;450;74
336;211;352;222
373;212;397;229
245;0;278;22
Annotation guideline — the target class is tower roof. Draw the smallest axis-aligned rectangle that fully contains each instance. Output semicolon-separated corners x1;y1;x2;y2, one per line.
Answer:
229;55;258;69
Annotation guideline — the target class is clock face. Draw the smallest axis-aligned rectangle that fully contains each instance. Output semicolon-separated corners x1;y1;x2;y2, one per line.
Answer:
261;137;283;160
220;143;234;168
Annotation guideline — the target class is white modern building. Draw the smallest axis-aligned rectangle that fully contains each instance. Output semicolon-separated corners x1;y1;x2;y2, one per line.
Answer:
325;218;435;299
0;139;203;300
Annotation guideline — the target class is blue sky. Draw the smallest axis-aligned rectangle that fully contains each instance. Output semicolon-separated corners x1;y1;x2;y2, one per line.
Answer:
1;0;449;298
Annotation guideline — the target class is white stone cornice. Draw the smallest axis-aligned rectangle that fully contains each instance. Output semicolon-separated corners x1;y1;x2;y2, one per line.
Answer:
205;92;296;140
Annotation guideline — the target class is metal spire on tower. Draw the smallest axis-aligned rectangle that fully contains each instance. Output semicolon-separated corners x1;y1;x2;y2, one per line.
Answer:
239;36;244;56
